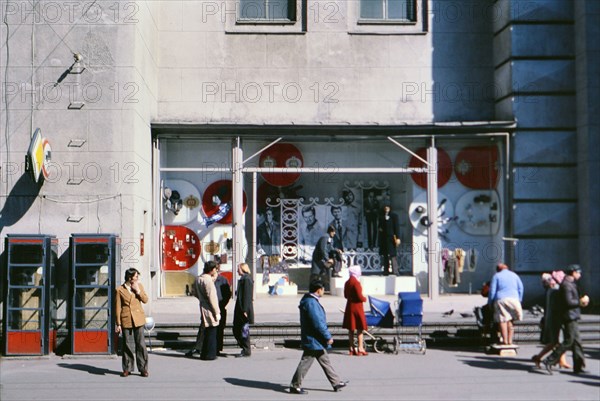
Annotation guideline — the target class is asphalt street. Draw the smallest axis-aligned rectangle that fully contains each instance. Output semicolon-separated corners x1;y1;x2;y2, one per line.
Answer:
1;344;599;401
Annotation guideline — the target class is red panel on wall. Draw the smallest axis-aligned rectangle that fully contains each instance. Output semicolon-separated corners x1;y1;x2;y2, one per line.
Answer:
73;330;108;354
6;331;42;355
259;143;303;187
201;180;247;225
162;225;201;271
454;146;499;189
409;147;453;189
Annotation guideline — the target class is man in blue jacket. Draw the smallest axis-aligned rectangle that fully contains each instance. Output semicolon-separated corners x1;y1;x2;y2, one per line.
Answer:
289;280;348;395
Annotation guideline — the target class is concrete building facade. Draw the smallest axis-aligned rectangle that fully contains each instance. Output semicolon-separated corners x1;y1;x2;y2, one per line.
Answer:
1;0;598;328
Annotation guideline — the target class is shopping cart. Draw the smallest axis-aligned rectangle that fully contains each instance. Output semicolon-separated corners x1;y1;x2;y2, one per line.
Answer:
395;291;426;354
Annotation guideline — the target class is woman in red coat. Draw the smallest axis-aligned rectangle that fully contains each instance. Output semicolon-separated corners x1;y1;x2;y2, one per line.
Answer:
343;265;368;356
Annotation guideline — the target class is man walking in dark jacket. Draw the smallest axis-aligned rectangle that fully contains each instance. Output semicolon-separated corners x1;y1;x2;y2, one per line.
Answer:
289;280;348;394
543;264;589;374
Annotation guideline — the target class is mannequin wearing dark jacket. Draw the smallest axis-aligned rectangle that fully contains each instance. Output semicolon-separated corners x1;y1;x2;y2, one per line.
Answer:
543;265;589;374
378;205;401;276
233;263;254;357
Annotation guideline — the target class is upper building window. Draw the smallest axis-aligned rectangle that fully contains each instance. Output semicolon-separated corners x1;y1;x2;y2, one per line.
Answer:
227;0;302;33
349;0;425;34
360;0;416;21
239;0;297;21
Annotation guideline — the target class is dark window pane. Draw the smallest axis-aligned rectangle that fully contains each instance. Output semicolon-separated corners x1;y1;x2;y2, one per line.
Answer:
240;0;267;19
269;0;289;19
8;309;41;330
11;244;43;264
389;0;414;20
9;267;42;286
361;0;384;19
75;266;110;286
75;244;109;264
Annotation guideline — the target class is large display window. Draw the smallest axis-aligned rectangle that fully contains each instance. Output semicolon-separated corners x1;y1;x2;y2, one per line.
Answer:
156;134;507;297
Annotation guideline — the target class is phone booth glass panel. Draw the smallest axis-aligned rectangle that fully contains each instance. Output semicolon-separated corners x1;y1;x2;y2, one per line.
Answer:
3;235;57;355
70;234;118;354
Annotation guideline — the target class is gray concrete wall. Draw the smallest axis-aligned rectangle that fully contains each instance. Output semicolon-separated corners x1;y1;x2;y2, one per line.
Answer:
0;1;158;317
492;0;583;303
574;0;600;303
155;0;495;124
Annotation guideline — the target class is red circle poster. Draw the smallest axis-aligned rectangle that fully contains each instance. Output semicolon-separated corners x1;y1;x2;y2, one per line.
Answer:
201;180;247;225
259;143;303;187
454;146;499;189
409;147;452;189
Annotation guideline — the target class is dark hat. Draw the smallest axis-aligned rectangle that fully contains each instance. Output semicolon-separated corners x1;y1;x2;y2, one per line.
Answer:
565;264;582;274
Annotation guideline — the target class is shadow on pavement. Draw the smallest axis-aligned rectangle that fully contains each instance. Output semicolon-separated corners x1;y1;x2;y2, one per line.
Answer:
458;356;537;372
57;363;121;376
224;377;289;393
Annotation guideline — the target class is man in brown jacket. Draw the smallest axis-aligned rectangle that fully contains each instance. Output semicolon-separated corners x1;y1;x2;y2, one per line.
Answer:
115;268;149;377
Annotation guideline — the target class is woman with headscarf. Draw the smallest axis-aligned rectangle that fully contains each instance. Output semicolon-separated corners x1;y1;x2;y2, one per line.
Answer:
531;271;571;369
342;265;368;356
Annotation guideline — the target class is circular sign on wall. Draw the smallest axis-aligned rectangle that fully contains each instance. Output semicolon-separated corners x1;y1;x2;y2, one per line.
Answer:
161;225;201;271
408;191;455;236
163;179;202;226
455;190;501;236
409;147;453;189
26;128;52;183
454;146;499;189
259;143;303;187
201;180;247;225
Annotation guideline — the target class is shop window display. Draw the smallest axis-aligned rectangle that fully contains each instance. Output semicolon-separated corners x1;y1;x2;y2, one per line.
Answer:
157;136;506;296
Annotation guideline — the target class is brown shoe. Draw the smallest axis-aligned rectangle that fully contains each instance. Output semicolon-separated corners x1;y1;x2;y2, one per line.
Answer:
141;371;149;377
121;371;130;377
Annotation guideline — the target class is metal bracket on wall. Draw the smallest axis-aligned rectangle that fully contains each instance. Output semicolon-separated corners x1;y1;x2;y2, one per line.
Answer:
67;178;84;185
68;139;87;147
67;215;84;222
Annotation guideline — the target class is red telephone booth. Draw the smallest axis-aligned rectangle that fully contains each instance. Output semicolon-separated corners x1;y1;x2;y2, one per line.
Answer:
69;234;119;354
3;235;57;355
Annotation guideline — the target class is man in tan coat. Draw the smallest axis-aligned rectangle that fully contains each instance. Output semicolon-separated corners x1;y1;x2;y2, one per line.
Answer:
115;268;149;377
193;261;221;360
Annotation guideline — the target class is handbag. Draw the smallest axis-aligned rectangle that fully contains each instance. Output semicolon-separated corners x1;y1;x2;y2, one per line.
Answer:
242;323;250;339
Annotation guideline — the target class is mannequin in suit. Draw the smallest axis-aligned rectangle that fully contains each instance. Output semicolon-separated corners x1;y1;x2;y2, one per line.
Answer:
378;204;401;276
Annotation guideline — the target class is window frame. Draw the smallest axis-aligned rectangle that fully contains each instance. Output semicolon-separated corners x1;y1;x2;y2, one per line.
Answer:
349;0;427;35
226;0;305;34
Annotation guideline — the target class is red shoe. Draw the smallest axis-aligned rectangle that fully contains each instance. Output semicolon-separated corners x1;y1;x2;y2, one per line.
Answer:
121;371;130;377
358;349;368;356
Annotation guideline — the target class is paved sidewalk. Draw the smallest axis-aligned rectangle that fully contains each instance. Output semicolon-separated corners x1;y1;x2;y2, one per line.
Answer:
150;293;490;325
1;344;598;401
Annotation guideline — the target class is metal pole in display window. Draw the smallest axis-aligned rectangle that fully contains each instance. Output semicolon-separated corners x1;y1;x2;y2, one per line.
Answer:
232;138;244;291
427;144;440;300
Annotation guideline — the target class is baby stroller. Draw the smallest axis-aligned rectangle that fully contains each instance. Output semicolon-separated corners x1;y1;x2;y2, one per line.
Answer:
363;296;397;354
395;292;426;354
